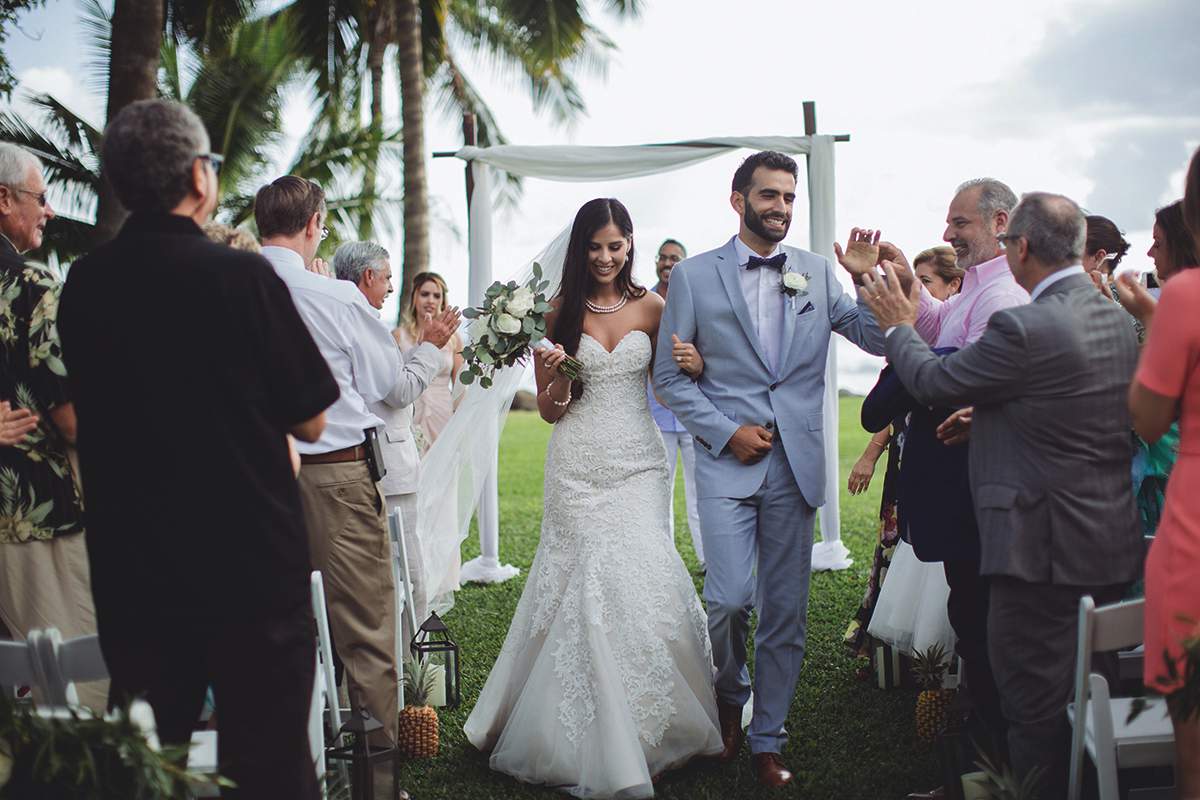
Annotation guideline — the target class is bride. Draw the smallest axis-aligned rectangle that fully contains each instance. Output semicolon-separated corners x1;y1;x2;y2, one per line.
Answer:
464;198;723;798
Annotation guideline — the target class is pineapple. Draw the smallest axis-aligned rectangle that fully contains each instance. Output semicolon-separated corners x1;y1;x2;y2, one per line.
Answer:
398;656;440;758
911;643;955;742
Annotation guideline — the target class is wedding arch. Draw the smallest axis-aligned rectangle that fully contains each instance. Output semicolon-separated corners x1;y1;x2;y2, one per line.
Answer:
420;104;855;611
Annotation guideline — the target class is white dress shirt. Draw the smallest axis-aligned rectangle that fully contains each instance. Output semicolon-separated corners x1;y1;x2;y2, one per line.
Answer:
261;246;439;454
1029;264;1085;301
732;236;786;375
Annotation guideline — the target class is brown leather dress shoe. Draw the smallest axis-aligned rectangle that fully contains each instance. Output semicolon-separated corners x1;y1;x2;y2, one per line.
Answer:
752;752;794;787
716;701;745;762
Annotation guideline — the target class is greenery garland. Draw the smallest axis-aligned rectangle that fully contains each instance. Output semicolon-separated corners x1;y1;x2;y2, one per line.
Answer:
0;692;224;799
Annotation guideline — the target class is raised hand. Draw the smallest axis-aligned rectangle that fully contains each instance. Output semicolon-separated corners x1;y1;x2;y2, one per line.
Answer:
1089;270;1115;301
1114;272;1157;326
420;306;462;349
0;401;38;446
671;334;704;378
858;261;921;329
833;227;882;281
307;257;333;278
877;241;910;271
729;425;773;464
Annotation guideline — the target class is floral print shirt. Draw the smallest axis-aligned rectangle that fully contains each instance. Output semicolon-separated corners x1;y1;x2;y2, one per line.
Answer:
0;236;83;543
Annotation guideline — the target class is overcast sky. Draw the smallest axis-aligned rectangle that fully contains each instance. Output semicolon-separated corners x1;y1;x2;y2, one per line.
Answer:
6;0;1198;391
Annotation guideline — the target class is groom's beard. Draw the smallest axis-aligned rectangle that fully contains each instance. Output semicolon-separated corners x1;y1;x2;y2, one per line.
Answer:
743;203;791;243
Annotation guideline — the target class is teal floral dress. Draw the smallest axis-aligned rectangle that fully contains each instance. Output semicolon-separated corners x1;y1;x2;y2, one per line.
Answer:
0;237;83;543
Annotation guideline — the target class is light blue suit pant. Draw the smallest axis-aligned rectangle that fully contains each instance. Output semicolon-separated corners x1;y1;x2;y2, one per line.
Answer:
698;442;815;755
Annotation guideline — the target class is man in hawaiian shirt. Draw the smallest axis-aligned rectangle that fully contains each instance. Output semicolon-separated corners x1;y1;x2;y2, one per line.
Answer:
0;142;104;709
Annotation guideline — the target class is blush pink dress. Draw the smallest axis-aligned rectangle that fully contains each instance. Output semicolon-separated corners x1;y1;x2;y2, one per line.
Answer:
1136;268;1200;692
395;329;458;453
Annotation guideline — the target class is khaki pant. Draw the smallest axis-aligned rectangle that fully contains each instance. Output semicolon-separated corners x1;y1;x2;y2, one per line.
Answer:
298;461;397;744
0;531;108;712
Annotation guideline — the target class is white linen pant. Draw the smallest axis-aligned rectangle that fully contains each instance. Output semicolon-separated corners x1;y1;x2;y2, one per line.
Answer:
660;429;705;566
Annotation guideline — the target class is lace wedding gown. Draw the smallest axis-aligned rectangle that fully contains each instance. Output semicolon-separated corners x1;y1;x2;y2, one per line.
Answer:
464;330;723;799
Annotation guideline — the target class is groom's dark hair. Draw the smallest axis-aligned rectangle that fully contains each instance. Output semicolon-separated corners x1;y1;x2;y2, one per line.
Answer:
732;151;798;197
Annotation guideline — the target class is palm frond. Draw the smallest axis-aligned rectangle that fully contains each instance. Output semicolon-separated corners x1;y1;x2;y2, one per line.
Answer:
77;0;112;102
31;213;96;265
0;109;99;199
25;93;102;154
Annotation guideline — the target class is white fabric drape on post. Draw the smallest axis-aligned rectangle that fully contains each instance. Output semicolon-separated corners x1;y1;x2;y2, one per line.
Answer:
425;134;852;613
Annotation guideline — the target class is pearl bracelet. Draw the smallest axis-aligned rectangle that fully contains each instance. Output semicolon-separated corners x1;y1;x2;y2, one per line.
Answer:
543;385;571;407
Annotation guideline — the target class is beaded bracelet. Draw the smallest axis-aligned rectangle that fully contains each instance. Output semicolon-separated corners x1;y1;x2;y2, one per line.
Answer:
543;385;571;408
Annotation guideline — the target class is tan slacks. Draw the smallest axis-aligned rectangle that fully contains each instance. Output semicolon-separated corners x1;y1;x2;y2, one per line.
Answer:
0;531;108;711
298;461;397;744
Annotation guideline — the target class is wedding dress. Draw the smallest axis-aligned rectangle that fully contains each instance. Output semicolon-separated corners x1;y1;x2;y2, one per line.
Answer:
464;329;723;799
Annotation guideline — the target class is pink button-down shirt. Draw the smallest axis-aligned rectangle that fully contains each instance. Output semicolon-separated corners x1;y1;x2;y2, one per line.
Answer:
915;254;1029;348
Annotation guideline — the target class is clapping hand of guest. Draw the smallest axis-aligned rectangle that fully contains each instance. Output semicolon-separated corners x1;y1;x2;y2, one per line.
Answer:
306;258;333;278
937;407;973;446
671;334;704;378
858;262;921;329
0;401;38;446
833;228;882;283
1089;270;1115;301
877;241;910;271
1114;272;1157;326
419;306;462;349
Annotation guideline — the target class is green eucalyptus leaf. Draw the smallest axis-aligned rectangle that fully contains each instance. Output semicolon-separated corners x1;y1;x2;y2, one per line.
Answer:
460;371;475;385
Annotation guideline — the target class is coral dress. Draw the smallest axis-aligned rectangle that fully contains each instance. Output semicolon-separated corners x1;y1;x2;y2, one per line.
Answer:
1136;268;1200;692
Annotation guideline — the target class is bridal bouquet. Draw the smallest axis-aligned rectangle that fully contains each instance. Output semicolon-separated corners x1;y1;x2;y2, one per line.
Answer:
460;263;583;389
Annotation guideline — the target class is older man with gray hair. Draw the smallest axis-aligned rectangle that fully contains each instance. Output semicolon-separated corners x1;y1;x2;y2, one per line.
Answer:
859;191;1143;796
332;239;437;646
60;99;339;799
0;142;104;708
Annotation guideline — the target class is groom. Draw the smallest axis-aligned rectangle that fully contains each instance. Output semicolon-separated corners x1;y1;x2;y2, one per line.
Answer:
654;151;885;787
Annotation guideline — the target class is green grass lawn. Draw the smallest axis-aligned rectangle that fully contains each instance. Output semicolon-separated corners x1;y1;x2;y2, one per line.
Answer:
399;397;939;799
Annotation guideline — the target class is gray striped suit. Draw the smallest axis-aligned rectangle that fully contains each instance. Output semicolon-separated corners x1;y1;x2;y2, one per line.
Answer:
886;271;1143;792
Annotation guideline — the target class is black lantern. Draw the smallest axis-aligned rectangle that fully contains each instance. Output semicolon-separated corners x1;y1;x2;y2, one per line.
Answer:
326;709;400;800
410;612;461;709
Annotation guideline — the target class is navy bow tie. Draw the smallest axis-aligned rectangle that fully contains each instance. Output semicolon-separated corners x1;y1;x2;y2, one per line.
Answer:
745;253;786;271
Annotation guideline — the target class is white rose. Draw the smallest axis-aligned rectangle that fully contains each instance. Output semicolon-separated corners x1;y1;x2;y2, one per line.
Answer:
469;316;490;343
507;287;536;318
782;272;808;291
492;313;521;335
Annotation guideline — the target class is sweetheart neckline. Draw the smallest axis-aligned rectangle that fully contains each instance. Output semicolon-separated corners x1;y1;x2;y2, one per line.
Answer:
579;329;649;356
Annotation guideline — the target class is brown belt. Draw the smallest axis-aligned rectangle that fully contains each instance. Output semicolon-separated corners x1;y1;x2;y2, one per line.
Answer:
300;444;368;465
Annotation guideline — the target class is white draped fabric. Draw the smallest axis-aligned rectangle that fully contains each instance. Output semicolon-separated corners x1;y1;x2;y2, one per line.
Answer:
421;135;851;615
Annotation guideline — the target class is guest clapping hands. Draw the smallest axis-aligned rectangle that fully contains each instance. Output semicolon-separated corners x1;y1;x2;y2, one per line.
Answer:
0;401;38;446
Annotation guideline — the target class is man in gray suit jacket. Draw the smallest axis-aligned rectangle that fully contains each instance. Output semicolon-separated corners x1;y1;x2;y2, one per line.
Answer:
654;152;885;787
860;192;1142;796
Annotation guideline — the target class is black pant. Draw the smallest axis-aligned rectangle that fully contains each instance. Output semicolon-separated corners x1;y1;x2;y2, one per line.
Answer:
943;558;1006;752
103;600;319;800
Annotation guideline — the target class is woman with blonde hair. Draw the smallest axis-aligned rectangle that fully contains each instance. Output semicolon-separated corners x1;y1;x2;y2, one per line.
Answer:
395;272;464;453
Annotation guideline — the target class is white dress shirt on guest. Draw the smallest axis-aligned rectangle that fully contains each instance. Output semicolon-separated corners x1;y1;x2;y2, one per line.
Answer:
733;236;786;375
261;245;440;454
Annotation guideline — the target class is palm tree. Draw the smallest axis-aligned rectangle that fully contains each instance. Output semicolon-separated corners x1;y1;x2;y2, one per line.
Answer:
93;0;164;243
0;2;402;263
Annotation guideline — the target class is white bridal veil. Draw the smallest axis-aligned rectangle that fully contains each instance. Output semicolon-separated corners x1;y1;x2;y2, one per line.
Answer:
416;225;571;614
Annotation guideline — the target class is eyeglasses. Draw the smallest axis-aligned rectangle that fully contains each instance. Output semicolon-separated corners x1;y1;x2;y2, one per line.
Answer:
6;187;47;207
995;233;1022;247
320;226;330;241
197;153;224;177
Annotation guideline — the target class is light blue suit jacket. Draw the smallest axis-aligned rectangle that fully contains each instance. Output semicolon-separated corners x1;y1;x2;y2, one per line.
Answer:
653;236;885;506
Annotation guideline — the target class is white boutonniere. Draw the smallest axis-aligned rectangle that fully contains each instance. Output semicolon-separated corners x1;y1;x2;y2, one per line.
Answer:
781;270;811;309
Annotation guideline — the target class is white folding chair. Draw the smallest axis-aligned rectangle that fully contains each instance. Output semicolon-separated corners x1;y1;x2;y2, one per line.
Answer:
1067;596;1176;800
311;570;348;793
0;633;41;700
387;507;419;708
35;630;106;707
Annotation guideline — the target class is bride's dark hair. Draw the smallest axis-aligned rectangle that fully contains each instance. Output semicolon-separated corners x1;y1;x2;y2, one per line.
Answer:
552;198;645;363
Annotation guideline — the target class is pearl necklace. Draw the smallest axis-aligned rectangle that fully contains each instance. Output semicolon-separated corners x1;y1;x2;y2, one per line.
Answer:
586;292;628;314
